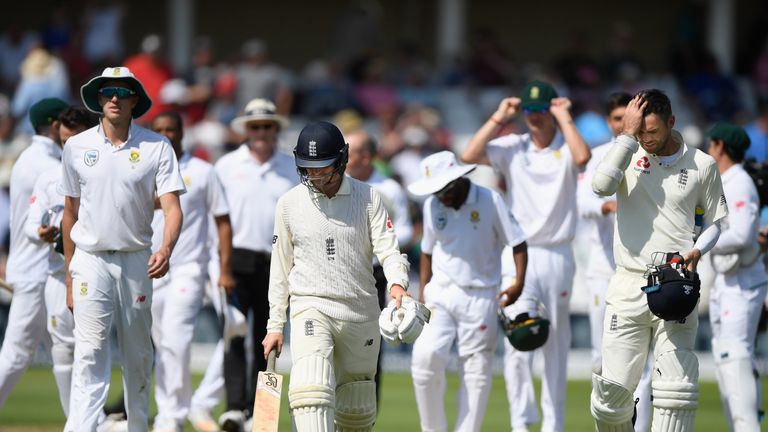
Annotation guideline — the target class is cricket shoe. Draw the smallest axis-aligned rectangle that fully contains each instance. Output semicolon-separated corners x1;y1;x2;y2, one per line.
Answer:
97;413;129;432
188;408;220;432
218;410;245;432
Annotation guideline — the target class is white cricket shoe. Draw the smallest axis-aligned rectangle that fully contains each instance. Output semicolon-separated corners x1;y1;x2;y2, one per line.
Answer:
152;417;182;432
218;410;245;432
97;413;129;432
188;408;221;432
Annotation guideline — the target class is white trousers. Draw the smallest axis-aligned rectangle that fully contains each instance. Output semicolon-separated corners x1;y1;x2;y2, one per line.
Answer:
190;258;226;413
0;279;50;407
411;283;498;432
65;248;153;432
601;269;698;431
709;266;767;431
152;261;206;427
45;271;75;416
587;274;653;432
502;244;574;432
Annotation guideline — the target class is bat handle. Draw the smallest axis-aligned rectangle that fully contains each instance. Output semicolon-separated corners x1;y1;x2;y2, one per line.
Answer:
267;349;277;372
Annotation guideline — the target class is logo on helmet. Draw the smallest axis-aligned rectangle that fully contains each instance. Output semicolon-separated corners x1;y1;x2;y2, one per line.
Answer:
308;140;317;157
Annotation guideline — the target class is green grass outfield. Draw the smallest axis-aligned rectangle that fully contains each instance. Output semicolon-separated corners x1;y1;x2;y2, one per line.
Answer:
0;367;750;431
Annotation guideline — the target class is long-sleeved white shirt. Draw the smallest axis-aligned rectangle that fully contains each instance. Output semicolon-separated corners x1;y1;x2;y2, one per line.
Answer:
267;175;409;333
577;142;616;279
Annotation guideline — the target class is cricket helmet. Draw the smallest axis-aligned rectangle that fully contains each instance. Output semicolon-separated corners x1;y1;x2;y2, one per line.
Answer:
641;252;700;321
498;309;550;352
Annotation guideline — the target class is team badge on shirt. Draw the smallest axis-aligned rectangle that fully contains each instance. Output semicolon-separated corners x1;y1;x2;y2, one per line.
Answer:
678;169;688;189
129;149;141;164
553;149;561;160
79;282;88;296
435;212;447;230
84;150;99;167
325;237;336;261
183;175;191;186
470;210;480;224
386;215;393;230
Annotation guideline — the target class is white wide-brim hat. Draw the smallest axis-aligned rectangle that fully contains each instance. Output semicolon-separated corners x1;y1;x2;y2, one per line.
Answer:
407;151;476;196
230;98;289;134
80;67;152;119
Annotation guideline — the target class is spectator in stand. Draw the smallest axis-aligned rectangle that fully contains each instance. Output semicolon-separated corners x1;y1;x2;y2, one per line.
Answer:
11;48;71;135
0;25;39;93
235;39;293;116
81;0;125;69
124;34;174;124
745;96;768;162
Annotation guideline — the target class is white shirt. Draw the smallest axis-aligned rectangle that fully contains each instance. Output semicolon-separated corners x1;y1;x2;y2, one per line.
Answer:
60;122;185;252
422;182;526;288
267;176;408;333
613;139;727;273
214;145;299;253
578;142;616;278
26;164;65;275
711;163;766;287
366;169;413;247
151;153;229;265
7;135;62;283
487;131;580;246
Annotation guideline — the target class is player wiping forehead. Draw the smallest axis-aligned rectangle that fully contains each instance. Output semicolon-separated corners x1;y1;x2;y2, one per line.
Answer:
590;89;727;431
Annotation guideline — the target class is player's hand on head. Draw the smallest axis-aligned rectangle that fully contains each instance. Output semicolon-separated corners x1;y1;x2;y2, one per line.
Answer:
262;332;283;359
496;97;521;122
682;249;701;272
621;95;647;137
389;284;409;309
498;279;523;307
549;97;572;120
147;248;171;279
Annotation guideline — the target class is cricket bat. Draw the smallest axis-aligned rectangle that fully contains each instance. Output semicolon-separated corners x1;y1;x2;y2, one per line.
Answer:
252;349;283;432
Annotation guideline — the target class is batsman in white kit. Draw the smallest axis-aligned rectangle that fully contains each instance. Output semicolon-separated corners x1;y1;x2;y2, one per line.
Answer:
61;67;185;432
590;90;728;431
406;151;528;432
262;121;413;431
149;111;234;432
706;123;767;431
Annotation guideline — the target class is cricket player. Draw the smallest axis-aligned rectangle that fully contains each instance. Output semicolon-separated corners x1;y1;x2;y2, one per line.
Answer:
0;97;68;407
706;123;767;431
262;121;411;431
590;89;727;431
577;93;653;432
149;111;233;432
24;106;97;417
61;67;185;432
462;80;591;432
407;151;528;432
214;98;299;430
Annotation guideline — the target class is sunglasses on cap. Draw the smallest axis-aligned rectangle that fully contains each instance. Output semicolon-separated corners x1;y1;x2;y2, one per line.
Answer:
98;87;137;99
247;123;276;131
523;107;549;115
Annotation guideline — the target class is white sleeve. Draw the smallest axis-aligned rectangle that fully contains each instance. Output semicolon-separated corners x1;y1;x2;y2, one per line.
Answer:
370;189;409;290
266;197;292;334
694;220;721;256
24;174;50;243
156;141;186;196
578;149;610;219
592;135;637;196
389;183;413;247
59;146;80;197
206;168;229;217
712;190;759;254
420;197;435;255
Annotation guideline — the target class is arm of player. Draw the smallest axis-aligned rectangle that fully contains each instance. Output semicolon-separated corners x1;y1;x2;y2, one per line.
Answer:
148;192;182;279
370;189;410;307
214;214;235;293
25;175;56;243
578;152;614;219
499;242;527;306
550;97;591;167
685;221;722;272
266;198;292;337
462;97;521;165
711;194;759;254
62;195;80;311
418;252;432;305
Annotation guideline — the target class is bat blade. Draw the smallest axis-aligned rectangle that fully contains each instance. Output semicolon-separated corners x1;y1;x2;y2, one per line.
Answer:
252;350;283;432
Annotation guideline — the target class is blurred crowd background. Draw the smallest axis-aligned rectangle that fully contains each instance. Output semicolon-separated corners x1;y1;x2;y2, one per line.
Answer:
1;0;768;361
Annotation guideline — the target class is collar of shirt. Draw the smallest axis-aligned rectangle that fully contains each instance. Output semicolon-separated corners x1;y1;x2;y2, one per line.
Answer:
233;143;287;173
311;173;352;199
525;131;564;153
31;134;62;159
179;151;192;168
96;120;138;151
